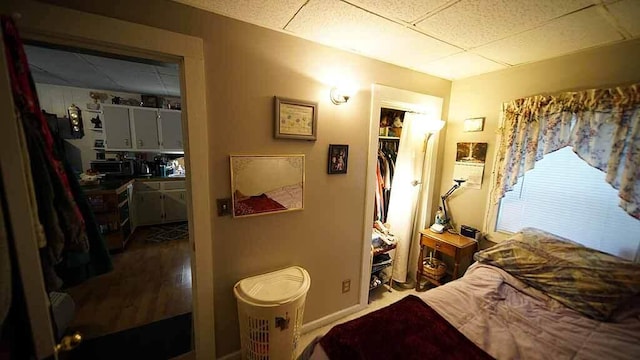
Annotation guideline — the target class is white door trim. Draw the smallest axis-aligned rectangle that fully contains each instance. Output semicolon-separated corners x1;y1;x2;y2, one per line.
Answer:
2;1;215;358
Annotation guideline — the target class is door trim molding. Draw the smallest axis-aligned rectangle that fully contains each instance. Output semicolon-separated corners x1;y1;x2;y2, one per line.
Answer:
1;1;215;358
361;84;444;306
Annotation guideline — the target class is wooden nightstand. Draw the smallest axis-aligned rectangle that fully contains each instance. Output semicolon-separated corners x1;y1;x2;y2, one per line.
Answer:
416;230;478;291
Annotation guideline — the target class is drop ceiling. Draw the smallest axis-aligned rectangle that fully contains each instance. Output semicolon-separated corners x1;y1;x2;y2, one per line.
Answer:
24;45;181;97
173;0;640;80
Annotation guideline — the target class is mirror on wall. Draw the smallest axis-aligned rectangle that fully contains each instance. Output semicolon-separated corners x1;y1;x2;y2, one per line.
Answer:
230;155;304;218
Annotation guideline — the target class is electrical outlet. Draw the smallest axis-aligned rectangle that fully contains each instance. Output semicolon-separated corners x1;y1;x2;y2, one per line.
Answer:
342;279;351;293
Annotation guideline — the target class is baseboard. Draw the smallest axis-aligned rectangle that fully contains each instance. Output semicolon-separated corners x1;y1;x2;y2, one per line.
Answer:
300;303;366;334
217;350;241;360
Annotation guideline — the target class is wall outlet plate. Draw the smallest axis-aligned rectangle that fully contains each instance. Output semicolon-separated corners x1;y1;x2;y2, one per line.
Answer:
342;279;351;293
216;198;232;216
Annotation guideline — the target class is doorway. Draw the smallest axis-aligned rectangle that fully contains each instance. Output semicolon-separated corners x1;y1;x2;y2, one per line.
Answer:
24;41;193;355
0;6;214;359
360;84;444;306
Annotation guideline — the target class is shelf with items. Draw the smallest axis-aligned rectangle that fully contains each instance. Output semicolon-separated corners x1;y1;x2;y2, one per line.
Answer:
369;242;396;294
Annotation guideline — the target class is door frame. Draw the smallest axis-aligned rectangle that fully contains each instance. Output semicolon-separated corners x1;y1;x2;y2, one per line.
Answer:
360;84;444;306
0;2;215;358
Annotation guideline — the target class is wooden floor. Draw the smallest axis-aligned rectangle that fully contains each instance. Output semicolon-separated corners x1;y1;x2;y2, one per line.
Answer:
65;226;192;339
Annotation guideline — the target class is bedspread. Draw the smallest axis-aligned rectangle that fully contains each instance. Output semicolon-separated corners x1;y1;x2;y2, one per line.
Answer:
304;263;640;360
420;263;640;360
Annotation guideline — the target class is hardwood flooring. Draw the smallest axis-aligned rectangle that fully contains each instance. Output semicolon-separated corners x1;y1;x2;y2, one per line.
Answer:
65;226;192;339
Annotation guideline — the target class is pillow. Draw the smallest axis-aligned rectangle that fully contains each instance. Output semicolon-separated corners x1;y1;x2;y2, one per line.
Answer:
474;228;640;321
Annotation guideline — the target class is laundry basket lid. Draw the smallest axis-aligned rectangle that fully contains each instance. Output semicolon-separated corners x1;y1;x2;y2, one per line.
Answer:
234;266;311;306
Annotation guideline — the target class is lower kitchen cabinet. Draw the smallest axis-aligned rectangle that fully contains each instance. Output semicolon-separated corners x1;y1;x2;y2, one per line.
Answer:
135;191;164;225
133;180;187;226
163;190;187;222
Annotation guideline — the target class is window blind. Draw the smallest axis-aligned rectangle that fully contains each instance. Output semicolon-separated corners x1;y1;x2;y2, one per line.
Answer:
496;147;640;261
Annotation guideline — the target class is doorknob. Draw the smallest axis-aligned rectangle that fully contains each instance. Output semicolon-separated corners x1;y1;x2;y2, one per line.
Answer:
55;332;83;353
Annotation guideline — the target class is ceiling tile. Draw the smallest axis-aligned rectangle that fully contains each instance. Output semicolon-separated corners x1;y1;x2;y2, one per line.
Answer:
29;67;73;87
173;0;306;28
286;0;460;66
81;54;158;73
473;7;623;65
606;0;640;37
347;0;451;22
418;52;507;80
416;0;595;48
156;63;180;76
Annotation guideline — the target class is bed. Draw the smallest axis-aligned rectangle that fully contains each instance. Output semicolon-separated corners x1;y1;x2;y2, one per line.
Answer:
300;228;640;360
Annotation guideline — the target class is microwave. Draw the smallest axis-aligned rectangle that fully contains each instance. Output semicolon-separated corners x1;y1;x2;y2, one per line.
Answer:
90;160;134;176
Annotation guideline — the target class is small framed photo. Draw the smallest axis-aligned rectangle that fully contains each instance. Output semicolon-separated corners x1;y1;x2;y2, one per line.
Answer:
328;144;348;174
274;96;318;141
464;117;485;132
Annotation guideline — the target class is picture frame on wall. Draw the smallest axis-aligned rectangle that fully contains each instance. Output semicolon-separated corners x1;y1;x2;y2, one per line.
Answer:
230;154;304;218
274;96;318;141
463;117;485;132
328;144;349;174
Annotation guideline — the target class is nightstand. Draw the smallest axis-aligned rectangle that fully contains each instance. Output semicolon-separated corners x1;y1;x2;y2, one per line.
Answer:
416;230;478;291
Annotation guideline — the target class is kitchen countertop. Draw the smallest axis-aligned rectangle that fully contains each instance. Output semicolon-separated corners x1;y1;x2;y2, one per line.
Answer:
81;178;135;195
135;176;186;182
80;176;185;194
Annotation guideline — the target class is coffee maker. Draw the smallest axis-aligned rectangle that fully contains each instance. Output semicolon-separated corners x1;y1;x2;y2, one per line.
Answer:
152;155;167;177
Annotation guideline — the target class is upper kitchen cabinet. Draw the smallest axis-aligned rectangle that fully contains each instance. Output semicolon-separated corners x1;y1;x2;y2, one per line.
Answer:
132;107;161;151
102;104;182;153
159;109;183;152
103;105;132;150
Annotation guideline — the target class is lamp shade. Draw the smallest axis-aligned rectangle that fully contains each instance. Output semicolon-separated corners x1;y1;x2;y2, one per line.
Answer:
404;112;445;134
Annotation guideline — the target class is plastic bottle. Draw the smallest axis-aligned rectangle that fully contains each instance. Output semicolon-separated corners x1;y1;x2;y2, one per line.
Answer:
435;207;444;225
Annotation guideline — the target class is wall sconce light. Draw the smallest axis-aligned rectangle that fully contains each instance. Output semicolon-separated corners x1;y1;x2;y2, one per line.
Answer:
330;86;354;105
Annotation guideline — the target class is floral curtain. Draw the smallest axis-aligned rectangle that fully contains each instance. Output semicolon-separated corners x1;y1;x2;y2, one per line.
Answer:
493;83;640;219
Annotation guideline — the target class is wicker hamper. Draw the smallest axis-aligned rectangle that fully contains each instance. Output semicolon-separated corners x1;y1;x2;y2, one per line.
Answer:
422;258;446;281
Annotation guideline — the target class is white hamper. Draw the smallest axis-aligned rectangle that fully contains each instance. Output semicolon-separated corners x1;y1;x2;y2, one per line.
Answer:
234;266;311;360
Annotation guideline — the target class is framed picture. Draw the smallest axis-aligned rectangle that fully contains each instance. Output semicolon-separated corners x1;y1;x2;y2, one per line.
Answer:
274;96;318;141
328;145;349;174
463;117;485;132
230;155;304;218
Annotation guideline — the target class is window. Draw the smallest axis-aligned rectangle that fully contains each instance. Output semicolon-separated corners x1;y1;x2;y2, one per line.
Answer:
495;146;640;261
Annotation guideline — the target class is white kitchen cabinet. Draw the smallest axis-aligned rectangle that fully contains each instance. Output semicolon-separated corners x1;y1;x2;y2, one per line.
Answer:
133;181;187;226
159;110;183;151
135;191;164;225
103;105;132;149
163;190;187;222
132;107;160;150
102;105;182;153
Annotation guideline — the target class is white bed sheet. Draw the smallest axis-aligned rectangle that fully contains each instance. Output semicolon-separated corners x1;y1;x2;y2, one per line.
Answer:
306;263;640;360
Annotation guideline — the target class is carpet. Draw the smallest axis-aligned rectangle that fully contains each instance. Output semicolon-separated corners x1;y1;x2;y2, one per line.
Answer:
69;313;192;360
146;222;189;243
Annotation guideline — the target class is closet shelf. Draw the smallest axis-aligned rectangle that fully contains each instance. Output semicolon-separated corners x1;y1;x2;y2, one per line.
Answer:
379;136;400;140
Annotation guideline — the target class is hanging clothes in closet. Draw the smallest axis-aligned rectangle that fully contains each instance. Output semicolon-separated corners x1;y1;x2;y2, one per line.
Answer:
374;139;398;223
1;16;112;291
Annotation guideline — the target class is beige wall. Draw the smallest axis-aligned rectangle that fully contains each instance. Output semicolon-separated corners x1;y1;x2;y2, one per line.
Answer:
440;39;640;238
29;0;451;356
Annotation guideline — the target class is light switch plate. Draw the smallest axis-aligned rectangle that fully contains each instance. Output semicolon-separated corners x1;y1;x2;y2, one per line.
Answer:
216;198;232;216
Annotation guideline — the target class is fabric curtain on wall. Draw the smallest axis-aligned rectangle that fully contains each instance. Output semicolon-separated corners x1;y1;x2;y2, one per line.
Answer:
493;83;640;220
387;114;428;283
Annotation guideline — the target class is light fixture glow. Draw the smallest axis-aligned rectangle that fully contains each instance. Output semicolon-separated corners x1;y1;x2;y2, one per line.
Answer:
330;84;356;105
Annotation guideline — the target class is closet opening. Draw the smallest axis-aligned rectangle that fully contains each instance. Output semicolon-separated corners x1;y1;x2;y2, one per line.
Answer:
362;85;444;306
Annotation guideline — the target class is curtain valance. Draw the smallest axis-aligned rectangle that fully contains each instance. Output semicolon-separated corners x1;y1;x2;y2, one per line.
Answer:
493;83;640;219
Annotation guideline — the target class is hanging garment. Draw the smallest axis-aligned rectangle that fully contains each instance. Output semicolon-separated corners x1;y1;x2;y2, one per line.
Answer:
386;115;428;283
1;16;112;290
